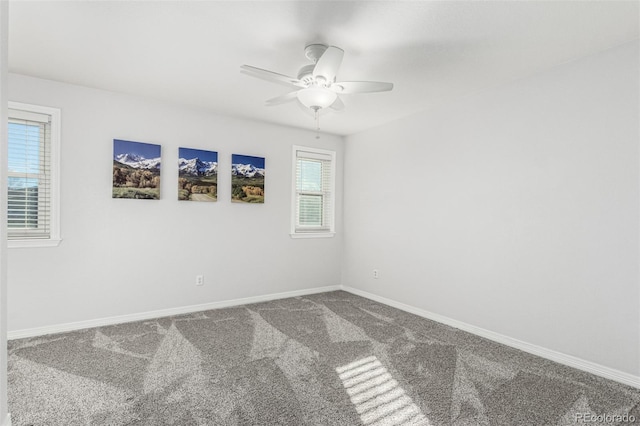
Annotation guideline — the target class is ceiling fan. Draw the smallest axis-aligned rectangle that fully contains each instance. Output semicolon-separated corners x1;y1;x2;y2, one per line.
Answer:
241;43;393;130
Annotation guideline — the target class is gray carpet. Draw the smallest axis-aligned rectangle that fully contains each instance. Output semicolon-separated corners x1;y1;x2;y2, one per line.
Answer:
7;290;640;425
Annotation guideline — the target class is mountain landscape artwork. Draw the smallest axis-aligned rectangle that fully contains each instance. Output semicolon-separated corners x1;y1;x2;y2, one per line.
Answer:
231;154;265;203
178;148;218;202
112;139;161;200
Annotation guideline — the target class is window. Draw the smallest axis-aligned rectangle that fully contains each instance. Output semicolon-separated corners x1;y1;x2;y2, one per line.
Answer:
7;102;61;247
291;145;335;237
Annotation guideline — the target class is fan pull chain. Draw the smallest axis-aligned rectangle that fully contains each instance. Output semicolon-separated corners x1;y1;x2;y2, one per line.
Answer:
315;108;320;139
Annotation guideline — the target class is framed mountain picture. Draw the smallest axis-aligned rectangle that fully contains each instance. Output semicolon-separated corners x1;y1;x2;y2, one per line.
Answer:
178;147;218;202
231;154;265;203
112;139;161;200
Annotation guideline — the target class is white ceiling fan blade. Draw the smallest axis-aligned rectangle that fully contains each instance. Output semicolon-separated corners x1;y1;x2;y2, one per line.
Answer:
330;96;344;111
332;81;394;94
312;46;344;82
241;65;305;88
265;91;299;106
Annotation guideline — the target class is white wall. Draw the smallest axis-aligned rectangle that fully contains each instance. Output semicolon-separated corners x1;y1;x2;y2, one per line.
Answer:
7;74;343;332
343;41;640;376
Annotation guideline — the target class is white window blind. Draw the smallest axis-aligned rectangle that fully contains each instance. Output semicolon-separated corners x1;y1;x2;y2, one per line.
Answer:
292;146;335;236
7;103;60;246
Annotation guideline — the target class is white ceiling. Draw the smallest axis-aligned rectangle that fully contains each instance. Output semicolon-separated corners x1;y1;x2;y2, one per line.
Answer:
8;1;639;136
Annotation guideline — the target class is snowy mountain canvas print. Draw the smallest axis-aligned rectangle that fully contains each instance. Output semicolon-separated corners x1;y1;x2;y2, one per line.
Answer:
231;154;265;203
112;139;161;200
178;148;218;202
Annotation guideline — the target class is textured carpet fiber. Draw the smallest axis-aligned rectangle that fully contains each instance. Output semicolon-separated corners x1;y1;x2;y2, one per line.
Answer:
8;291;640;425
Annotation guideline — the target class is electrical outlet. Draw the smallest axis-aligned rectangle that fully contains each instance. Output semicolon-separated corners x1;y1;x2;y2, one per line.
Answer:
373;269;379;279
196;275;204;286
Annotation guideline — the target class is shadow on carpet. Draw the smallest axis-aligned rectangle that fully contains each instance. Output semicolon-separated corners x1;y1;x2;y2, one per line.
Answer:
8;291;640;425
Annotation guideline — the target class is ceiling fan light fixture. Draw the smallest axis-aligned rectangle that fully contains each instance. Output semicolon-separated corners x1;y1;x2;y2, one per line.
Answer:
297;87;338;110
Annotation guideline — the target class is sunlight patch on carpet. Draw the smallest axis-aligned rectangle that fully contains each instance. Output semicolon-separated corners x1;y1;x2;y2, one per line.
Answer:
337;356;434;426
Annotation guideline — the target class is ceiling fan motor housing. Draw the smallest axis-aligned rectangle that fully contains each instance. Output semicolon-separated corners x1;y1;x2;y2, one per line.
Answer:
299;44;331;87
297;64;316;85
304;43;328;62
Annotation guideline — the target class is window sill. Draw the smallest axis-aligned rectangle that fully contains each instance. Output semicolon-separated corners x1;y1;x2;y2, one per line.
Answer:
8;238;62;248
290;232;335;239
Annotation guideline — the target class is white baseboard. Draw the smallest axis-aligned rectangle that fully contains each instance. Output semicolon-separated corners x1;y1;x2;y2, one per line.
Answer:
8;285;341;340
341;285;640;389
9;284;639;389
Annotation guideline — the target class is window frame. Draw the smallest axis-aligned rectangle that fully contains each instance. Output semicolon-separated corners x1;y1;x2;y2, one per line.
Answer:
7;101;61;248
290;145;336;238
